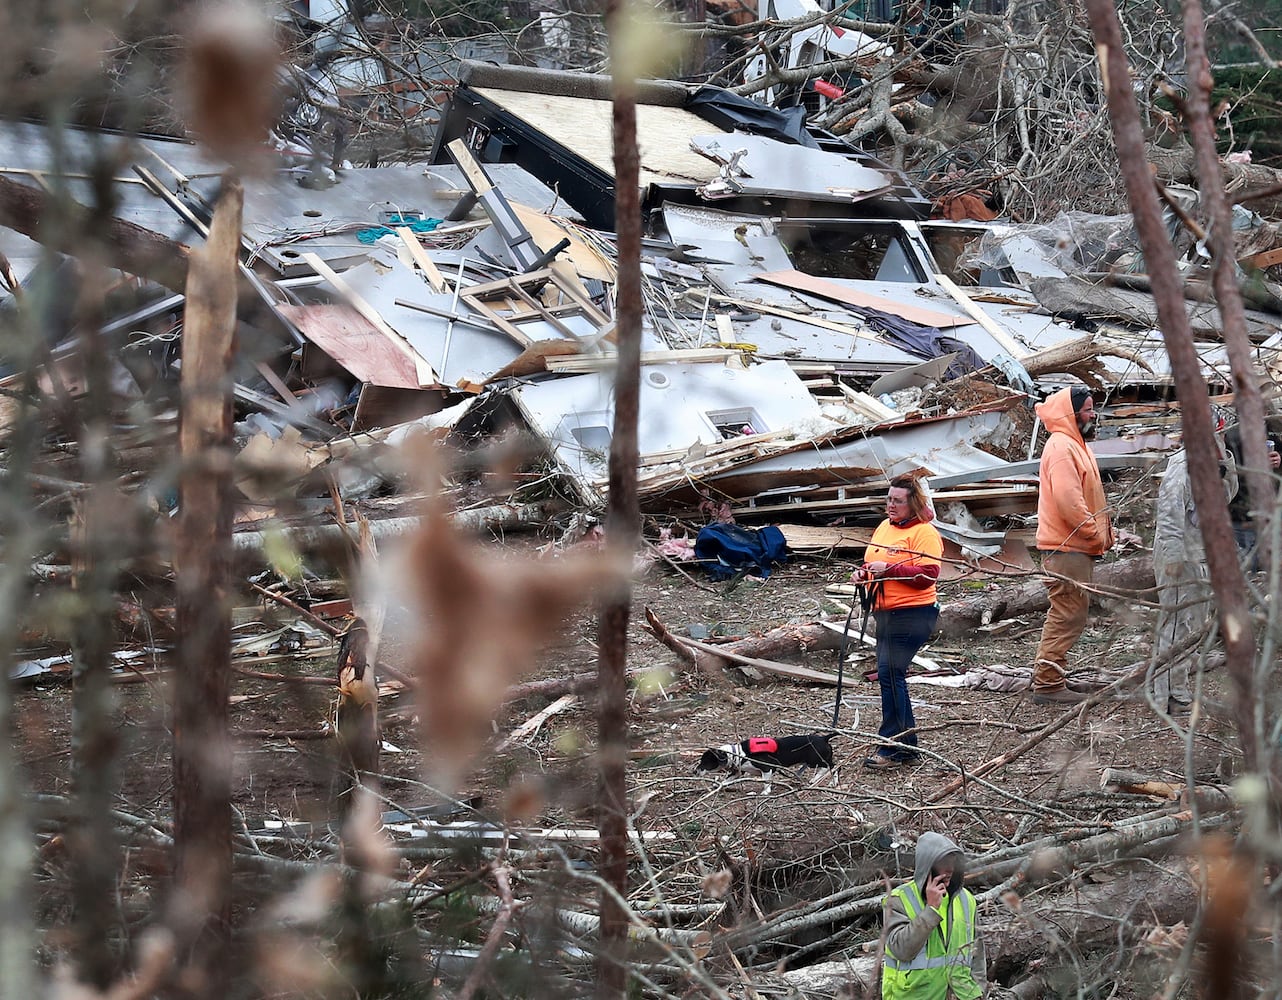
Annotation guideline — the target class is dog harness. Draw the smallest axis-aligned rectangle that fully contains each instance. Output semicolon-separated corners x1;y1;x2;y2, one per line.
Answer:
747;737;778;754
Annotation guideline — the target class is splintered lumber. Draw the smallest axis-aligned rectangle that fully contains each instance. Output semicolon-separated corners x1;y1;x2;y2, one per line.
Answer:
303;252;437;386
933;272;1030;356
839;384;900;422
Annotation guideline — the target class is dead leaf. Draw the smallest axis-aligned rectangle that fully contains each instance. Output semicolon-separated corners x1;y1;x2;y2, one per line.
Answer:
182;3;281;166
398;451;628;788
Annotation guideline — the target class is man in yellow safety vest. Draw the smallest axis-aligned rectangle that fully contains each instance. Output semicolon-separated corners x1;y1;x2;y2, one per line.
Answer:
881;831;985;999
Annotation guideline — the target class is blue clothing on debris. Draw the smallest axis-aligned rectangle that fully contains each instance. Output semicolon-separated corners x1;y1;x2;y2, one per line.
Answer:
694;524;788;580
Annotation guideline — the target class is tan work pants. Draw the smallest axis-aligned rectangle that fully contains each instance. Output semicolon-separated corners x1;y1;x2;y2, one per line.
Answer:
1032;550;1093;690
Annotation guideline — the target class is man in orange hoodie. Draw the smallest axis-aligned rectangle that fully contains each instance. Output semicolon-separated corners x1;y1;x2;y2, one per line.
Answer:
1031;386;1115;704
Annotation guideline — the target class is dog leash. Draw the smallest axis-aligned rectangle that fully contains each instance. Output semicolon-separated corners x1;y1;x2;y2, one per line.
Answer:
833;576;881;729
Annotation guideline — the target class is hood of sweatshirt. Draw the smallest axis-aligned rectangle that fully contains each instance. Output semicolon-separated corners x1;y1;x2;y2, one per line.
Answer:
913;831;966;897
1035;387;1086;446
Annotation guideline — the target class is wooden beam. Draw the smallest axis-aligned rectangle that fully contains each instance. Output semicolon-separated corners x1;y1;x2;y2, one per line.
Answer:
933;272;1030;359
395;226;448;292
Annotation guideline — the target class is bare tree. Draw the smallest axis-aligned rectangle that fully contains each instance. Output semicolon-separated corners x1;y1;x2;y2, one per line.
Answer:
1083;0;1262;780
171;178;242;997
596;0;644;993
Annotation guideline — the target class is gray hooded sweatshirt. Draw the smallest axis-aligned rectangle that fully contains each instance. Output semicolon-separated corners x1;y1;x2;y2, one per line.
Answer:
882;831;986;990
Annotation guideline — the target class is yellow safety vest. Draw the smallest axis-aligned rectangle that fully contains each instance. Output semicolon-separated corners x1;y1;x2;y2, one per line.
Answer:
881;880;981;1000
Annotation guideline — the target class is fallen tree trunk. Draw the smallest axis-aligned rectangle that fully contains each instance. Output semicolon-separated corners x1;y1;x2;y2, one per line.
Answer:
645;558;1154;672
773;866;1203;999
644;607;843;682
0;173;193;292
1153;140;1282;220
935;553;1154;638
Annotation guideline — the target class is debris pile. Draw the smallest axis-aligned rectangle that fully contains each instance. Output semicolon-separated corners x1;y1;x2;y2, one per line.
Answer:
1;61;1277;593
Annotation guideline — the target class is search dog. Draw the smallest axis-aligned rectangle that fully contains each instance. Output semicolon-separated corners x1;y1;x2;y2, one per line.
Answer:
695;734;839;794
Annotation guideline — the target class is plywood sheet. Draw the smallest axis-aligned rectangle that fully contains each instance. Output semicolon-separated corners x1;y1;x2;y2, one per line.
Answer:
755;269;973;329
474;86;723;186
277;303;421;389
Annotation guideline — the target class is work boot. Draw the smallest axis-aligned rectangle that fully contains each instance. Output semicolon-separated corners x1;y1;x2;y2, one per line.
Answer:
1031;687;1087;705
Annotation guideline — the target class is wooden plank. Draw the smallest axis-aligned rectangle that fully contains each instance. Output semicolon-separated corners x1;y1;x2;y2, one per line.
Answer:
546;348;741;372
395;226;447;292
302;252;436;386
277;303;421;389
459;292;535;347
690;289;882;341
507;280;581;339
755;269;974;329
777;524;873;550
1241;245;1282;270
253;360;299;406
446;138;493;195
839;384;900;421
933;272;1030;358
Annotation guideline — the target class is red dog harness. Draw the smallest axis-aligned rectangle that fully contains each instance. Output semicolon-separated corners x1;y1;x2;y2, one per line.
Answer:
747;737;778;754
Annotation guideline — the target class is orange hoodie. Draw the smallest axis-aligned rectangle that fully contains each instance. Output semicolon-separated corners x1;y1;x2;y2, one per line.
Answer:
1034;388;1114;555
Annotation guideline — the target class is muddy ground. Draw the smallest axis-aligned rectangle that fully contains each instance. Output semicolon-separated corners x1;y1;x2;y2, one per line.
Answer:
13;467;1238;992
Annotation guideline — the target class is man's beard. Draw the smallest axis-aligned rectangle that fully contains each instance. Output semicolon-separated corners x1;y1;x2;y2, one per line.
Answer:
1078;418;1097;440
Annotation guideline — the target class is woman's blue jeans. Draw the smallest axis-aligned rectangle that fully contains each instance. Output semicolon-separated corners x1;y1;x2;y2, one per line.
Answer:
872;604;938;760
